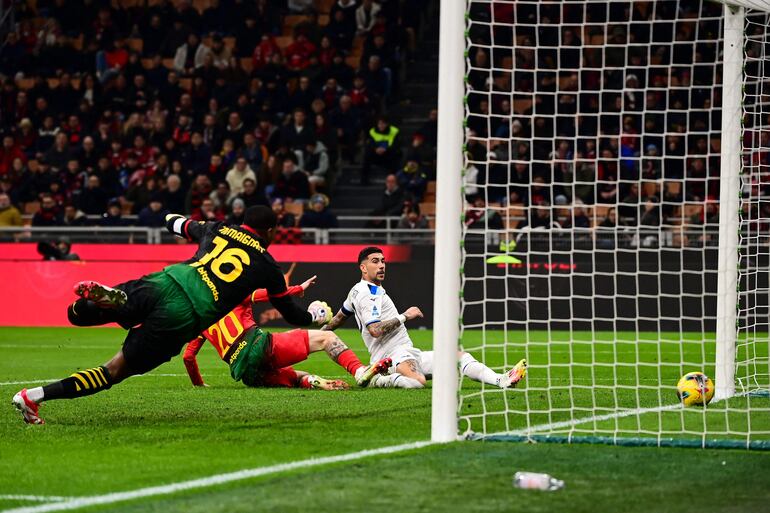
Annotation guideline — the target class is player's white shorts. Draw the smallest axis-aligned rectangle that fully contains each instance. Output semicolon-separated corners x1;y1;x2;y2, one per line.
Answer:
387;345;434;378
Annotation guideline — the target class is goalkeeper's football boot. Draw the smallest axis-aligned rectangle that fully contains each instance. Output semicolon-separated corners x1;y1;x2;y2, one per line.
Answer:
356;357;393;387
74;281;127;309
499;359;527;389
12;389;44;425
307;375;350;391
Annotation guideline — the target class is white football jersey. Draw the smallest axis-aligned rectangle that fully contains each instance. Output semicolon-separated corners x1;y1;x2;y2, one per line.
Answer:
342;280;414;362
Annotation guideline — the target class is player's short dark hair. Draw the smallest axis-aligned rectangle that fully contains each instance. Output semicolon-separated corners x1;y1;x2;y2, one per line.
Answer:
358;246;384;264
243;205;277;231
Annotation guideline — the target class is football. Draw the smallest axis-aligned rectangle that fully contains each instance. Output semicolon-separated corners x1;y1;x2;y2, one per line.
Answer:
676;372;715;407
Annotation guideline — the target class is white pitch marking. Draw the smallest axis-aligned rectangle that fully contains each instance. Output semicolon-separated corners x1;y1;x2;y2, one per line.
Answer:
0;441;434;513
0;497;71;503
0;374;194;387
478;402;695;439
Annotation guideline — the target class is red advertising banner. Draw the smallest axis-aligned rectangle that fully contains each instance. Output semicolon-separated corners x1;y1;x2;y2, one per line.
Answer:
0;244;412;326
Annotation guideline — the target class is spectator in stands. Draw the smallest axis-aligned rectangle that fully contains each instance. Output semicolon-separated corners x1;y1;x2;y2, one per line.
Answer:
32;195;60;227
300;193;338;229
141;15;165;57
161;174;186;213
208;181;230;212
361;55;390;99
529;202;553;230
297;141;329;192
369;173;405;220
227;197;246;225
281;109;316;152
329;95;360;161
173;33;212;75
238;178;267;208
362;117;400;185
79;174;109;215
599;207;617;228
99;199;128;227
288;0;315;13
0;192;22;227
192;197;225;222
60;204;88;227
96;38;128;84
182;132;211;174
285;34;317;72
37;238;80;261
619;183;640;224
18;159;51;204
45;133;72;172
234;15;260;58
209;35;231;70
240;133;264;171
329;0;357;50
465;197;503;230
126;175;159;214
0;136;26;176
356;0;381;36
271;198;297;228
273;157;310;201
185;173;213;217
225;157;257;200
396;160;428;202
252;34;281;71
398;205;428;230
17;119;37;158
224;112;246;148
138;194;168;227
255;116;280;153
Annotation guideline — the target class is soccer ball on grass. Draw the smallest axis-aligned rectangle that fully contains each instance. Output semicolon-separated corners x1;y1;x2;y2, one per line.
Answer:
676;372;714;407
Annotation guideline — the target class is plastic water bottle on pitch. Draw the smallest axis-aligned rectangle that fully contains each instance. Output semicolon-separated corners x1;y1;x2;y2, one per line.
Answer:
513;471;564;491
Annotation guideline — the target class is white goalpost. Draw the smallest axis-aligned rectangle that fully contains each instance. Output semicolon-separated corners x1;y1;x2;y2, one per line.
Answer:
432;0;770;448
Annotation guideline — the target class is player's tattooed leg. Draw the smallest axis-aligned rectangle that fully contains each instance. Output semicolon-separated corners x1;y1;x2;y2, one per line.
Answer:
325;335;349;362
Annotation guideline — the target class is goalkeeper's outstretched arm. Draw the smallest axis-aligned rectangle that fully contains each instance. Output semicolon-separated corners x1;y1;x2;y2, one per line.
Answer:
165;213;207;242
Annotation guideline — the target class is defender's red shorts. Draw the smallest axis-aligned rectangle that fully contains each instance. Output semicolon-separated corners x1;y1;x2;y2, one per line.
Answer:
260;366;300;387
266;329;309;369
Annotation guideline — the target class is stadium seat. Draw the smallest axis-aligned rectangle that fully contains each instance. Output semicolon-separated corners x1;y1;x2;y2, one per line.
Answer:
592;205;610;226
283;202;304;224
506;205;526;230
419;202;436;217
127;39;144;53
23;201;40;216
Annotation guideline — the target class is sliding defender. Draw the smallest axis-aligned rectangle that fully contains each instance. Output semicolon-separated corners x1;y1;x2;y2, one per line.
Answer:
323;247;527;389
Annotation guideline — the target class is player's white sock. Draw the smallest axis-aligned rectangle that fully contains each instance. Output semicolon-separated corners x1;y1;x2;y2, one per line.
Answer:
354;367;364;381
26;387;44;403
459;353;501;386
369;373;424;389
391;374;424;389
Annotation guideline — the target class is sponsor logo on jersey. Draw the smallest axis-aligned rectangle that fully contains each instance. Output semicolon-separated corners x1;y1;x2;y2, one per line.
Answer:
228;339;248;364
197;267;220;301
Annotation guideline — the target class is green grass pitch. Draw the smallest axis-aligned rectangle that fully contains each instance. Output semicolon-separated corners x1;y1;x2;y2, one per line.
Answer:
1;327;769;513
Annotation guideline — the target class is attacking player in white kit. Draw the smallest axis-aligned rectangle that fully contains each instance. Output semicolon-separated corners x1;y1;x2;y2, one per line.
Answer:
322;247;527;389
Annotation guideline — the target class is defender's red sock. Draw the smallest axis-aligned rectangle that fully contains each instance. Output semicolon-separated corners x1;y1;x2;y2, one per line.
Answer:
299;375;313;389
336;349;364;376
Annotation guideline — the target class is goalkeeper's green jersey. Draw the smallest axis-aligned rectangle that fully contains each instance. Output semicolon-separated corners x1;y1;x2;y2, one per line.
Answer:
163;215;312;329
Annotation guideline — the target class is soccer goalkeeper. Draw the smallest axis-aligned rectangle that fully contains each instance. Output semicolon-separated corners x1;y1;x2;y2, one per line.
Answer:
182;274;391;390
12;206;330;424
322;247;527;389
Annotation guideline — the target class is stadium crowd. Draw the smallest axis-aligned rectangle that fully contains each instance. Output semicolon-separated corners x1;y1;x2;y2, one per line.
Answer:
464;1;769;247
0;0;434;233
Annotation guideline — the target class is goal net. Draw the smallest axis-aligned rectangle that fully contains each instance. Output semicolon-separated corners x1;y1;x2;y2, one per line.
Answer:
456;0;770;448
